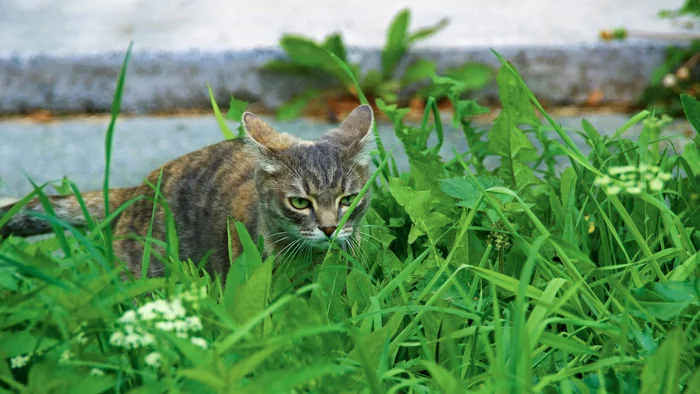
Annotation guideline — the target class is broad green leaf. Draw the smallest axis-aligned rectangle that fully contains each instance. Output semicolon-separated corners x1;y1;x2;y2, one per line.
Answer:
445;62;493;91
487;65;541;189
178;369;226;390
280;35;345;82
381;9;410;78
323;33;347;61
276;89;322;120
249;364;354;393
346;270;376;315
388;177;451;244
312;252;347;321
226;344;282;386
423;361;460;393
640;329;685;394
224;96;249;121
231;258;272;336
440;176;505;209
681;93;700;133
629;279;700;320
408;17;449;44
402;58;437;84
349;325;390;368
0;331;59;357
681;142;700;176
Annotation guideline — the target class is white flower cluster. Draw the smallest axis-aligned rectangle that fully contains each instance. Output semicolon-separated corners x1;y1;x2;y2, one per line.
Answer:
110;287;209;368
10;354;30;369
594;164;671;196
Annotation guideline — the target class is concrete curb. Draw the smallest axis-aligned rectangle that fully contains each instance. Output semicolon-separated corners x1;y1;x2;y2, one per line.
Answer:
0;40;676;116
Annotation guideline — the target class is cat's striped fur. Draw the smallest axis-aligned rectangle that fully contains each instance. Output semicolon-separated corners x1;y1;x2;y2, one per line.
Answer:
0;105;375;281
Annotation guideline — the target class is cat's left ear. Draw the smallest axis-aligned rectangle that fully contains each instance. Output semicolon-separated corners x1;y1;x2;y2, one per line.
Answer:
327;104;375;165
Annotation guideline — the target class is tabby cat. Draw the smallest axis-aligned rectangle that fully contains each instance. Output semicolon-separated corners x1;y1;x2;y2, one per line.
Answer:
0;104;375;281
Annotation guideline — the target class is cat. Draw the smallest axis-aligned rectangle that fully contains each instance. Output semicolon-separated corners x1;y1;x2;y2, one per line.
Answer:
0;104;375;282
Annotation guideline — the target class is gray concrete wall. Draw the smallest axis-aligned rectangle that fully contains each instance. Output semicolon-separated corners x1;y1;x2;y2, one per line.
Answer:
0;0;692;115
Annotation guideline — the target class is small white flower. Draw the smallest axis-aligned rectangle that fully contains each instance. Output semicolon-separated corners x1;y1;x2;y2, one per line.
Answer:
144;352;162;368
173;320;189;332
185;316;202;331
89;368;104;376
155;321;175;332
140;332;156;346
657;172;672;181
621;179;636;188
10;354;30;369
608;165;637;176
75;332;88;344
606;185;622;195
162;299;186;321
676;67;690;80
594;175;612;186
109;332;125;347
138;306;158;321
123;333;143;349
176;332;188;339
119;310;138;324
190;337;208;349
662;73;677;88
649;178;664;191
626;186;642;194
619;172;636;181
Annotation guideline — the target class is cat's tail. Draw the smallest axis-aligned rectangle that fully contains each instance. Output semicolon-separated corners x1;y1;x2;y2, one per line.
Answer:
0;189;133;238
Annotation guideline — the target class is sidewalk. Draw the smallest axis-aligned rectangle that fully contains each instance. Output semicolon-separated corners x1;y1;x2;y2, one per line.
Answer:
0;112;692;197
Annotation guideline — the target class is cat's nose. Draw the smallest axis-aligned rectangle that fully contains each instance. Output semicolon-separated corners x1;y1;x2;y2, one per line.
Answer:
318;226;337;237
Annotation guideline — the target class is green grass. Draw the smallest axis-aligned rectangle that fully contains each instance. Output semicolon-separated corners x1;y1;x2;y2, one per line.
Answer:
1;46;700;394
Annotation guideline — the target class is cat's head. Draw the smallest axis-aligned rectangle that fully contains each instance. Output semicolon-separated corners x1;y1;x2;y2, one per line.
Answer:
242;104;375;250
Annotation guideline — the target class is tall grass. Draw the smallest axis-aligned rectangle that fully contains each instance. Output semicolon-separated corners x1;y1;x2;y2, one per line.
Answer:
0;46;699;394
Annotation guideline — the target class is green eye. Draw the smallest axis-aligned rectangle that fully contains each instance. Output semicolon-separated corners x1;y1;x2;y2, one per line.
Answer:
340;194;357;207
289;197;311;210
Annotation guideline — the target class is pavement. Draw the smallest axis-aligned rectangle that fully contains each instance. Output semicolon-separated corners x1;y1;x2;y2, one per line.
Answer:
0;0;693;115
0;111;693;198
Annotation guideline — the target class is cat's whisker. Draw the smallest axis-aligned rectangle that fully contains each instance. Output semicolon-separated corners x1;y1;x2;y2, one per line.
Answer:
281;239;307;277
357;232;382;249
265;236;291;250
274;238;302;267
279;238;305;271
348;236;369;269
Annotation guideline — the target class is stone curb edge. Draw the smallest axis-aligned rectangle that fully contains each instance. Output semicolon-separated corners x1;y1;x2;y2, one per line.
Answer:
0;40;677;116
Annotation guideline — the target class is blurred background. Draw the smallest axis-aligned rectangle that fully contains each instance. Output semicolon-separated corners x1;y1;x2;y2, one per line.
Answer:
0;0;697;196
0;0;689;53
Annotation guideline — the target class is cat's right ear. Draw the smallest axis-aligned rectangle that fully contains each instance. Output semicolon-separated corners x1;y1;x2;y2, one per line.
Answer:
241;112;285;173
242;112;278;150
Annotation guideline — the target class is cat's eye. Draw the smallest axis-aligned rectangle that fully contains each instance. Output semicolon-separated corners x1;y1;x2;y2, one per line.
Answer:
340;194;357;207
289;197;311;210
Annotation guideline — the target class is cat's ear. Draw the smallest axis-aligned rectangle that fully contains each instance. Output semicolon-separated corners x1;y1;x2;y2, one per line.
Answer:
329;104;375;165
241;112;285;173
242;112;278;150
